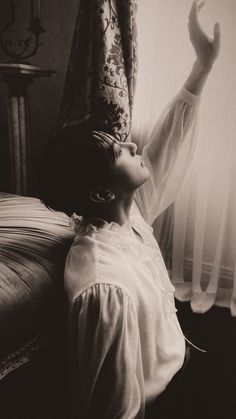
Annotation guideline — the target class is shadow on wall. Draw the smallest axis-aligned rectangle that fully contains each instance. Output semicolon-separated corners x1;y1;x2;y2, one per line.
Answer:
0;0;80;194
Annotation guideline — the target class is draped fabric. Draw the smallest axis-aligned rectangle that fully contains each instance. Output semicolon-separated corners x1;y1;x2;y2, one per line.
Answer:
171;133;236;316
59;0;138;142
132;0;236;316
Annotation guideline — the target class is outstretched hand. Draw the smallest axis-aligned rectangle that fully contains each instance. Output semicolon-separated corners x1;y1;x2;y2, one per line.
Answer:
188;0;221;72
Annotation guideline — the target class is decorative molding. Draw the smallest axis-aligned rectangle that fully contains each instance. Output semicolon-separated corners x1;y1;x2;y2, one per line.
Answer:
0;334;41;381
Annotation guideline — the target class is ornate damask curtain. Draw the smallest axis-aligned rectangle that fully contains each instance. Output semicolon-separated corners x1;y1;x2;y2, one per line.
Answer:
59;0;138;142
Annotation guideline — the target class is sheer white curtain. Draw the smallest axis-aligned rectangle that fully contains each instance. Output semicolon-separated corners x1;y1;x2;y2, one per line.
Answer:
132;0;236;315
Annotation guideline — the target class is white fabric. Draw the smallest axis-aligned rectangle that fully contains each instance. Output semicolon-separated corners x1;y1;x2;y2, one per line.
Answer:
64;88;200;418
135;87;200;224
172;152;236;316
132;0;236;318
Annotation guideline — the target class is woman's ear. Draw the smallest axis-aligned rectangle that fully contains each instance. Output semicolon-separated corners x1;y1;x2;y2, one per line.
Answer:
90;188;115;204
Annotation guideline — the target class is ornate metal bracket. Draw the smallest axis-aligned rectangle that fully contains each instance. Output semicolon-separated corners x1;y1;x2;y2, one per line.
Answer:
0;2;46;61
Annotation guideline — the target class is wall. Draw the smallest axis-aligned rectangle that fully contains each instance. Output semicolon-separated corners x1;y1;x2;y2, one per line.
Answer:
0;0;80;191
133;0;236;144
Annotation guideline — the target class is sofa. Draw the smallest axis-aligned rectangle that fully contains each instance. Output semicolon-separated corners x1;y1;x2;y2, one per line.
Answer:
0;193;73;418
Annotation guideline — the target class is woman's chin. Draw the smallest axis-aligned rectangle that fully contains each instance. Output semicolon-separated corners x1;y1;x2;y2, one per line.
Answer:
139;167;150;186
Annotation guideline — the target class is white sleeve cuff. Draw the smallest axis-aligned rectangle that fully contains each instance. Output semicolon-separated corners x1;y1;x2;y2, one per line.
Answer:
178;87;201;107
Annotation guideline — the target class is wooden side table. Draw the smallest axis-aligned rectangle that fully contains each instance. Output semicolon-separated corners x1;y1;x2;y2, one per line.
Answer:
0;63;55;195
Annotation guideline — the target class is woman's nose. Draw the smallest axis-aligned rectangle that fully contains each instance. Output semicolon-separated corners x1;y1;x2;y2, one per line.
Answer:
124;142;137;156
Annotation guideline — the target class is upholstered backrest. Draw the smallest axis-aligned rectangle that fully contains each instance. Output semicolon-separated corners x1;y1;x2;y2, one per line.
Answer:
0;193;73;366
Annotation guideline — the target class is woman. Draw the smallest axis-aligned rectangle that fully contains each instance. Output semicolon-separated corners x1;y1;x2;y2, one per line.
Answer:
39;1;220;417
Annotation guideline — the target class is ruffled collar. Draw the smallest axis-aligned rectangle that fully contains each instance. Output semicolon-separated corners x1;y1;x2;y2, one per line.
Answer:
69;213;134;235
69;213;163;265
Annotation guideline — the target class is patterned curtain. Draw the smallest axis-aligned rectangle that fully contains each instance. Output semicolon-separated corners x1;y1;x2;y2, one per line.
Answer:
59;0;138;142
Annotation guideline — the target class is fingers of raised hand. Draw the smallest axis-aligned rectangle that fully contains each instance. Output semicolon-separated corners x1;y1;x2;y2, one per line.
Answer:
188;2;201;34
189;0;205;26
197;1;206;13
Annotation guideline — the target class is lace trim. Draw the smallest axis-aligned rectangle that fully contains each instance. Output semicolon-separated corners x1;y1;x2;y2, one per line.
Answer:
69;213;134;235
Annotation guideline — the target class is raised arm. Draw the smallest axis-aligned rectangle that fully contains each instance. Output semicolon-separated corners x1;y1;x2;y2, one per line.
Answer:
147;0;221;165
134;1;221;224
184;0;221;95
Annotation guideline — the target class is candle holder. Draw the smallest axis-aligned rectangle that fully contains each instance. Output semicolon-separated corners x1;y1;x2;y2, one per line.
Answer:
0;1;46;62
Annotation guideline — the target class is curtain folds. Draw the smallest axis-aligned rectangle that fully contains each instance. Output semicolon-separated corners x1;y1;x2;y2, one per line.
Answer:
132;0;236;317
59;0;138;142
171;143;236;316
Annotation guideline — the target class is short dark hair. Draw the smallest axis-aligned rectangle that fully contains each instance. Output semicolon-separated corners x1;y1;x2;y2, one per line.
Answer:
38;120;117;216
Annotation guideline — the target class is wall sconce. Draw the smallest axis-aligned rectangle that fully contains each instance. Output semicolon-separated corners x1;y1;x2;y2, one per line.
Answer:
0;1;46;61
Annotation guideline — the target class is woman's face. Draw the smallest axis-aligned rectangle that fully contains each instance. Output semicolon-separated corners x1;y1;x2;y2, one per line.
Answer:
92;131;150;199
111;141;150;196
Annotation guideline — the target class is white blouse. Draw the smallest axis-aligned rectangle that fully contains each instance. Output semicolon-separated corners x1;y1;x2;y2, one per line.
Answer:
64;87;200;419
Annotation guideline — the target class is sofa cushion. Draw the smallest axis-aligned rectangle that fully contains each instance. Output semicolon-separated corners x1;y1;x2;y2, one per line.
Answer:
0;193;73;362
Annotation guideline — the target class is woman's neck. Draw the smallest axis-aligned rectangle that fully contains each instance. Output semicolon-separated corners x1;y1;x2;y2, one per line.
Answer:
85;193;134;226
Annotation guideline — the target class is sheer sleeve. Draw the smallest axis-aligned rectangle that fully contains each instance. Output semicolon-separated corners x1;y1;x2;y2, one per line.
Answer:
66;283;145;419
134;87;200;225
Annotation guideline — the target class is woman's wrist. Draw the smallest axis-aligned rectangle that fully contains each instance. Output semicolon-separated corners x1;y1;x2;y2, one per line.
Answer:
184;59;213;96
194;58;215;76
